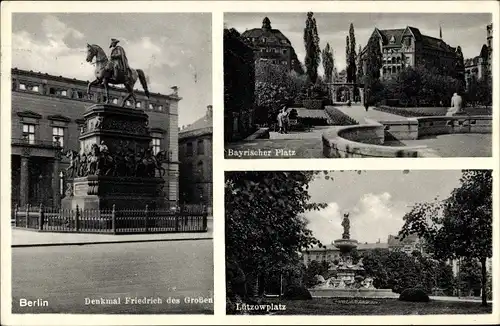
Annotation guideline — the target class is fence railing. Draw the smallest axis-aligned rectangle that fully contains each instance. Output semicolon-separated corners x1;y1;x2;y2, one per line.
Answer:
11;204;208;234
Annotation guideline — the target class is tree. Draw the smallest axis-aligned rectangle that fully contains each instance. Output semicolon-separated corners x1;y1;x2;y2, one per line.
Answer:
345;35;350;71
225;171;327;304
303;260;330;287
322;43;334;83
303;12;321;84
356;45;364;84
254;62;307;125
362;34;383;109
347;23;357;83
457;259;482;297
400;170;492;306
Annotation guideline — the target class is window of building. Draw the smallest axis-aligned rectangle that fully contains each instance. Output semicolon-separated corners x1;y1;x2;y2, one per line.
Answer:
126;100;131;106
149;103;154;110
52;127;64;147
282;49;287;54
30;85;39;92
158;105;163;111
136;102;142;108
49;87;56;95
186;142;193;156
60;90;67;96
197;139;204;155
19;83;26;90
151;137;161;155
22;124;35;144
76;91;84;99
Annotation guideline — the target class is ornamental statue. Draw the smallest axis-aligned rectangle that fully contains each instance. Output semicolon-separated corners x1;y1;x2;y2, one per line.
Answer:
85;39;150;107
341;212;350;240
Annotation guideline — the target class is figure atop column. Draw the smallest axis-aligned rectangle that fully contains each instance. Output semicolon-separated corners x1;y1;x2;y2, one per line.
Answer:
341;212;350;240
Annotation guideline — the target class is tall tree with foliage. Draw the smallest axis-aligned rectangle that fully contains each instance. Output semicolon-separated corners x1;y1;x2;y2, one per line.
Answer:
225;171;327;304
362;34;383;108
356;45;364;83
322;43;334;83
400;170;492;306
254;62;307;125
345;35;350;71
347;23;357;83
303;12;321;84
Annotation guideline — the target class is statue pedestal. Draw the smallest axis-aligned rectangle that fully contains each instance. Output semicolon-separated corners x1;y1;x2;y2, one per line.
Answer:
79;104;152;154
61;176;165;210
62;104;166;211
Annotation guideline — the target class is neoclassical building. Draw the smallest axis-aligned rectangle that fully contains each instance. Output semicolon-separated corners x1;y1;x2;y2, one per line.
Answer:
302;234;424;266
241;17;303;75
465;23;493;88
11;68;180;208
178;105;213;213
360;26;464;79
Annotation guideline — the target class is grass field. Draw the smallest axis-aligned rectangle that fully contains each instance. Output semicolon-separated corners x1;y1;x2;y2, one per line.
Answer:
268;298;492;315
374;105;492;117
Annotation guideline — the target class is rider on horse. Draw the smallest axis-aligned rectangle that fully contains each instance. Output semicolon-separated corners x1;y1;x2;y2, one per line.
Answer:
107;38;130;82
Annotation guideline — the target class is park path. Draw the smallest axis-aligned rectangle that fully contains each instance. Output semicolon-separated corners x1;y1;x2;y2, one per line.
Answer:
330;105;407;123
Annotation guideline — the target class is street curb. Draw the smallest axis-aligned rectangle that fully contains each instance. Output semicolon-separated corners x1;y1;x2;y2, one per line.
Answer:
12;236;213;248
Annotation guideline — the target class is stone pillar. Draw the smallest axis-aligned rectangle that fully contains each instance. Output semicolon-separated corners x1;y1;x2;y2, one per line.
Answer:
19;155;29;207
52;155;61;208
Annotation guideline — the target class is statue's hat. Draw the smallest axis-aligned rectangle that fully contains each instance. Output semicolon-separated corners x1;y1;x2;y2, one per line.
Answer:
110;38;120;47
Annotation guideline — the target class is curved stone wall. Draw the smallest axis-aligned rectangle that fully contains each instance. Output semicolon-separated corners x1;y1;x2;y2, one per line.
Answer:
417;116;492;138
322;115;492;158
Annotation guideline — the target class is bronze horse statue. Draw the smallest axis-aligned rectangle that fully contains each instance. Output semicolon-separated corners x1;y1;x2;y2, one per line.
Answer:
85;43;150;107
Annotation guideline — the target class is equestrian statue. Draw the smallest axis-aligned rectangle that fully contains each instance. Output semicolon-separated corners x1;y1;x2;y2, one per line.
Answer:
86;38;150;107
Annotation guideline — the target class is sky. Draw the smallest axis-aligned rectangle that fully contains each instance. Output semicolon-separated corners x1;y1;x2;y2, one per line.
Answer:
303;170;463;245
225;12;492;75
11;13;212;127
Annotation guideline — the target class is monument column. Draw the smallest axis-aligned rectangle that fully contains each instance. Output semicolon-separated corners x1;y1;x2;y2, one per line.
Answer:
19;154;30;207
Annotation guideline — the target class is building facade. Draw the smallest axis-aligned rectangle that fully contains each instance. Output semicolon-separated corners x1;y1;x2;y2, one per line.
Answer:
11;68;180;208
178;105;213;213
465;23;493;88
224;28;257;142
360;26;464;80
241;17;303;74
302;234;423;266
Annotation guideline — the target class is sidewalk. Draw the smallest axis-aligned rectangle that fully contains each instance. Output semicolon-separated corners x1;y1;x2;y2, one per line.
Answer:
12;218;213;247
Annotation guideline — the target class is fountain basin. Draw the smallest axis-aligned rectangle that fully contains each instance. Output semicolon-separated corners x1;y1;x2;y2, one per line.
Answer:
309;288;398;299
334;239;358;251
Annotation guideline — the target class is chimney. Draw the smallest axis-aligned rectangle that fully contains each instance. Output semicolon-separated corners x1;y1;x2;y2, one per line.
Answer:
206;105;213;118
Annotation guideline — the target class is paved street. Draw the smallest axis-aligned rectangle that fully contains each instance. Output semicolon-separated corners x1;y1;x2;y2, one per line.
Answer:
12;240;213;314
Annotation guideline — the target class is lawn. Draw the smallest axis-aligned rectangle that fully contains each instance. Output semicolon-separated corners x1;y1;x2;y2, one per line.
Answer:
267;298;492;315
374;105;492;117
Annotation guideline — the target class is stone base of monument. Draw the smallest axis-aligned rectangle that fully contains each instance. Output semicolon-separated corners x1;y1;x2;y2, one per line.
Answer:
309;288;399;299
61;176;165;211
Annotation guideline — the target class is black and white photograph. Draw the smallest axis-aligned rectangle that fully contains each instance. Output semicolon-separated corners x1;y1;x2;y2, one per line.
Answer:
225;170;493;315
224;13;493;159
9;12;213;314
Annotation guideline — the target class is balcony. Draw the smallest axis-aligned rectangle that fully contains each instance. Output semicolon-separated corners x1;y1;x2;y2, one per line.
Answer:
12;137;62;149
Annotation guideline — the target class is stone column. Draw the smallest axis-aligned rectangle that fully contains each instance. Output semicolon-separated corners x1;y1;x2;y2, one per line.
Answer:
19;155;29;207
52;155;61;208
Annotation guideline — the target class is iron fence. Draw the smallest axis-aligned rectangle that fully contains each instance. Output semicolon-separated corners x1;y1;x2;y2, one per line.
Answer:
11;204;208;234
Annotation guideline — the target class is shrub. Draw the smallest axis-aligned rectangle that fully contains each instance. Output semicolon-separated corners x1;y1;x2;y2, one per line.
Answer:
399;288;430;302
282;285;312;300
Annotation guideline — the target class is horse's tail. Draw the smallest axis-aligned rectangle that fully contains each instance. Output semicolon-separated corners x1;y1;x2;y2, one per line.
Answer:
137;69;150;98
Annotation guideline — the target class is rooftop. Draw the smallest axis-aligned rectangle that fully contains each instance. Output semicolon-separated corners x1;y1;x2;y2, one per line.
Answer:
11;67;181;101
